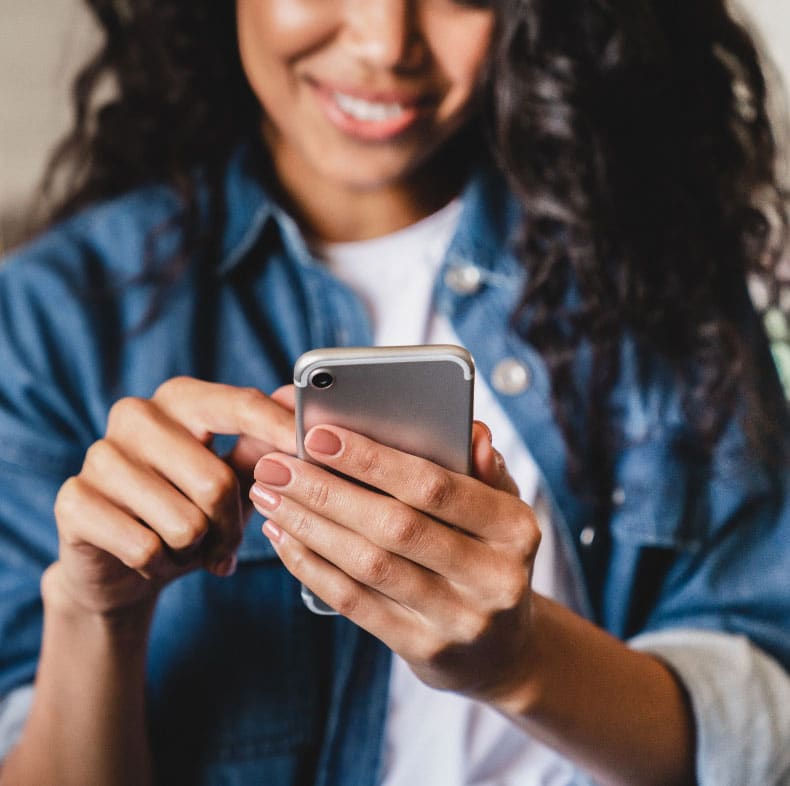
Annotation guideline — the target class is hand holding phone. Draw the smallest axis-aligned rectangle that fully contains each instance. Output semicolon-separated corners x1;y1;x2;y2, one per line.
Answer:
252;345;539;708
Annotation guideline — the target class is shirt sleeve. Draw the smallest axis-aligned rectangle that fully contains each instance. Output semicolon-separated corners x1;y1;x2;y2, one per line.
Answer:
630;628;790;786
0;247;94;699
0;684;34;762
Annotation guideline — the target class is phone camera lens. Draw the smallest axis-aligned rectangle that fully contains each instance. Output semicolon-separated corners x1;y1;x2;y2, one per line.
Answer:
310;370;334;390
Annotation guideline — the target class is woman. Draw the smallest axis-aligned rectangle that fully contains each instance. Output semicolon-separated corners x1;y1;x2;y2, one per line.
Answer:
0;1;788;784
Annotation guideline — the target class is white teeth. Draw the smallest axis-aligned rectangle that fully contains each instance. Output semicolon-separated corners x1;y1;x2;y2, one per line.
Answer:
333;92;406;122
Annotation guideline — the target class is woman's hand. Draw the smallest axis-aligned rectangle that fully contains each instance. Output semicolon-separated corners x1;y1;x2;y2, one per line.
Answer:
48;377;295;618
250;419;541;704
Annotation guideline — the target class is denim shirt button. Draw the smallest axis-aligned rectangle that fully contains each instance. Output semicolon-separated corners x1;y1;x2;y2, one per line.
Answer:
611;486;626;507
579;526;597;547
491;358;531;395
445;263;483;295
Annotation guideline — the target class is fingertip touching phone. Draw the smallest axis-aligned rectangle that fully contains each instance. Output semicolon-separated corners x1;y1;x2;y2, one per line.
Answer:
293;344;475;614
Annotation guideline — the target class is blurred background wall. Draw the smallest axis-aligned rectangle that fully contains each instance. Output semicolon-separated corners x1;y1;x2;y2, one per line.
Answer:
1;0;98;245
1;1;789;248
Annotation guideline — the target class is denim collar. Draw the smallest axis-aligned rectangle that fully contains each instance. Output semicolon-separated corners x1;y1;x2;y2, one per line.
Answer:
215;145;524;281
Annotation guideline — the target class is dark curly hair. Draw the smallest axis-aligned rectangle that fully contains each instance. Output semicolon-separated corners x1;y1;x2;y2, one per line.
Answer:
36;0;789;507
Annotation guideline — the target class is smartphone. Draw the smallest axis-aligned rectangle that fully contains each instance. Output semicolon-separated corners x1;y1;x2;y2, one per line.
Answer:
293;344;475;614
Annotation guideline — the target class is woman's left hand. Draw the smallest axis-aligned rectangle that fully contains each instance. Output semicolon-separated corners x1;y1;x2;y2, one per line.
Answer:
250;416;541;706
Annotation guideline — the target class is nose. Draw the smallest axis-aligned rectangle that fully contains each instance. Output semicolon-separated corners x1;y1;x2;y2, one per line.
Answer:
341;0;425;70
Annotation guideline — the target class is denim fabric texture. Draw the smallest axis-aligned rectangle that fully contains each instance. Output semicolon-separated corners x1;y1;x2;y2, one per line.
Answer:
0;147;788;785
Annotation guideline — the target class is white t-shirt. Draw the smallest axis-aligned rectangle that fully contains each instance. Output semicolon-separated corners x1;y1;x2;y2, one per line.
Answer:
317;201;584;786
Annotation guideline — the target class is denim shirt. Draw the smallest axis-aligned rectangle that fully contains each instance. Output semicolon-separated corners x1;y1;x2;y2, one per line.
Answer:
1;148;789;785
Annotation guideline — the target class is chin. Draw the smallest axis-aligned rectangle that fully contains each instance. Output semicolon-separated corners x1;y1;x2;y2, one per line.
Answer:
318;144;446;194
317;163;417;193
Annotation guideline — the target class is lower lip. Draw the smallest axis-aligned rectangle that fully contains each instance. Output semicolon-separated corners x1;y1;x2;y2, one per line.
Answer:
312;85;423;142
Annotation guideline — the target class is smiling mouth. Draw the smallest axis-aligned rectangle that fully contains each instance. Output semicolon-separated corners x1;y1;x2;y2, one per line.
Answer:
333;91;409;122
310;79;433;141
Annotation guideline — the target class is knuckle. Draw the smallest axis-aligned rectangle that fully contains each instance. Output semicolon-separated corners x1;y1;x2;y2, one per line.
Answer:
416;471;453;511
510;507;541;557
170;510;210;549
304;477;331;512
284;542;306;573
107;396;152;431
289;508;314;539
82;439;116;476
496;568;528;611
54;476;85;522
234;387;263;426
382;508;423;551
238;386;266;411
352;443;383;479
354;548;392;588
455;610;489;646
153;375;189;402
197;465;239;514
527;526;542;558
332;586;361;618
54;476;85;546
126;533;163;572
417;614;489;666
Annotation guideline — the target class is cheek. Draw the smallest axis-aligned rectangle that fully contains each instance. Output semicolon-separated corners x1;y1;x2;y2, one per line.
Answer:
237;0;338;62
431;13;494;103
236;0;334;126
236;0;274;92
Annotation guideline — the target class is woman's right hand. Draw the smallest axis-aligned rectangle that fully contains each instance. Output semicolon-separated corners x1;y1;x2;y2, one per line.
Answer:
47;377;295;618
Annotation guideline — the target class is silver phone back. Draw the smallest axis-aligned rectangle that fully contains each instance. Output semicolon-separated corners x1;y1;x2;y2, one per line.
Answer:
294;345;474;475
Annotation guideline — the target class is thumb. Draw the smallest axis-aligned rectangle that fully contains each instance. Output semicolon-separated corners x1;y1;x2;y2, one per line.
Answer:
471;421;520;497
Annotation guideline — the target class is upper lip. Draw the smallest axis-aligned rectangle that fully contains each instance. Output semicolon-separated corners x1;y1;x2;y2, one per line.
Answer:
307;77;435;107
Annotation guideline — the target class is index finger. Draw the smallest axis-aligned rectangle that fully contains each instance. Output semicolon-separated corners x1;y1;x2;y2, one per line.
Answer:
153;377;295;453
302;425;530;542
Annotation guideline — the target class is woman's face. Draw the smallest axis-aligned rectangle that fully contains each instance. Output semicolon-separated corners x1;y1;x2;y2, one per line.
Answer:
236;0;494;198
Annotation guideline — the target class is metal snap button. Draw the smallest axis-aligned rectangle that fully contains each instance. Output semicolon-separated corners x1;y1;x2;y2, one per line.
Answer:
444;264;483;295
579;526;597;547
491;358;531;395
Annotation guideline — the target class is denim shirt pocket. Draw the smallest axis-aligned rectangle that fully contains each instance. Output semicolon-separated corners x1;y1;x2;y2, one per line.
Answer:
608;433;705;553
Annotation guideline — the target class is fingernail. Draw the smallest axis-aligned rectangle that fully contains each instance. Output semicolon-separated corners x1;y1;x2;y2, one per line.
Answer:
213;553;238;577
262;520;284;544
251;483;281;510
255;459;292;487
305;427;342;456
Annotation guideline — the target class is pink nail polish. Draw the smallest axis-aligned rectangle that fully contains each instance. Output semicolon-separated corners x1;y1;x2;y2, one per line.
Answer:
262;520;284;544
305;427;342;456
251;483;281;510
255;459;292;486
